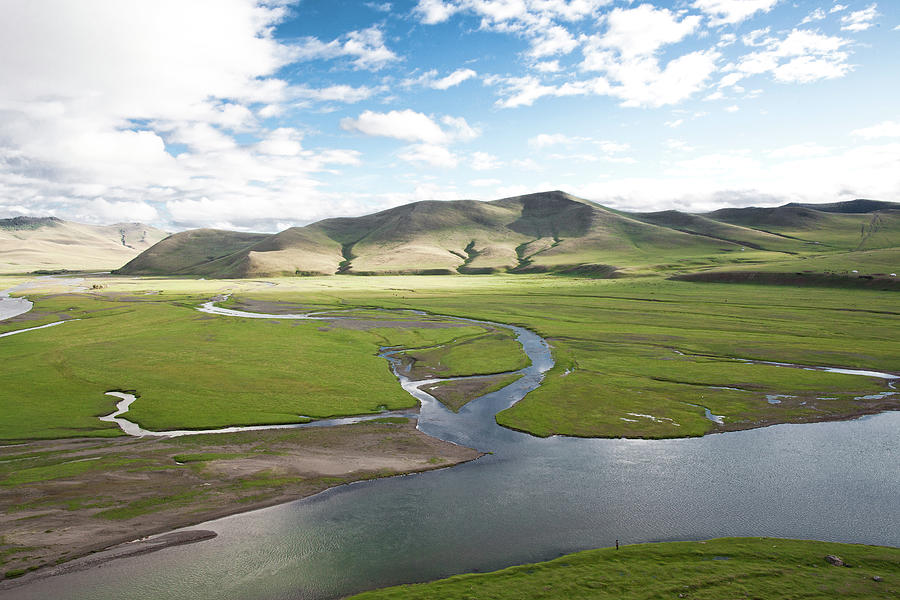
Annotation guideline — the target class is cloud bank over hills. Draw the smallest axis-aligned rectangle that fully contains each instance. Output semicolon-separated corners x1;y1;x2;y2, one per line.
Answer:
0;0;897;232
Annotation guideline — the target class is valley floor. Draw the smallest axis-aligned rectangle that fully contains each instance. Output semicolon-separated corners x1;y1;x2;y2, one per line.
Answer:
0;272;897;587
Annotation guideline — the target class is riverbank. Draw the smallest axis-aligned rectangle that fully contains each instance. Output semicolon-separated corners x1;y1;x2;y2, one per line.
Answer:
350;537;900;599
0;419;482;588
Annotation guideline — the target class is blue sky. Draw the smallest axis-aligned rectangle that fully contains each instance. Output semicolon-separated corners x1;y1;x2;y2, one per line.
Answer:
0;0;898;231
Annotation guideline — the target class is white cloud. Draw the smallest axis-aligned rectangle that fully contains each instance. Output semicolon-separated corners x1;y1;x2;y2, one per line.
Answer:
435;68;479;89
575;142;900;213
851;120;900;138
841;4;878;32
441;115;481;141
692;0;780;26
397;144;459;167
471;151;502;170
665;119;684;128
718;33;737;47
800;8;826;25
533;60;563;72
405;68;478;90
726;29;852;86
528;133;630;157
341;110;449;144
576;5;717;108
593;4;701;58
79;198;160;224
725;104;739;112
528;25;579;57
488;74;611;108
742;28;773;47
0;1;371;231
256;128;304;156
291;84;376;104
340;109;480;165
295;26;400;71
830;4;848;13
414;0;460;24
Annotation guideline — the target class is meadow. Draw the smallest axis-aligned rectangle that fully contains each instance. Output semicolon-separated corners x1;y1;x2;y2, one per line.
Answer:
349;537;900;599
0;273;896;440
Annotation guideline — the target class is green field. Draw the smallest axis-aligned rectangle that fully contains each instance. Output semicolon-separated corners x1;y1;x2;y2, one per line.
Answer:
349;537;900;599
0;273;897;440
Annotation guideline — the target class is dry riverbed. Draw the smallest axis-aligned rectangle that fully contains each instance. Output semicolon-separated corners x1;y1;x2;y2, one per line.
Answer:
0;419;481;587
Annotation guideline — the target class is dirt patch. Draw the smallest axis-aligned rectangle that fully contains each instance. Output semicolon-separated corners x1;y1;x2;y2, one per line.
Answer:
422;373;524;412
0;421;481;588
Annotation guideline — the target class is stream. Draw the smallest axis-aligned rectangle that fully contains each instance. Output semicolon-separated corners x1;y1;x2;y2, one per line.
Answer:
2;294;899;600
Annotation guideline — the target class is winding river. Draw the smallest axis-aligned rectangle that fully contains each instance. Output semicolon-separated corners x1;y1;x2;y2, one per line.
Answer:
2;293;899;600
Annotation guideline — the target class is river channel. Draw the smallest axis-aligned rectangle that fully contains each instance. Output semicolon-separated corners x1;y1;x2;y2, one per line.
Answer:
2;295;899;600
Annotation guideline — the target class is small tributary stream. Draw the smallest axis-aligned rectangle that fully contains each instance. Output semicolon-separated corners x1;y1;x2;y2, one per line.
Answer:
3;295;899;600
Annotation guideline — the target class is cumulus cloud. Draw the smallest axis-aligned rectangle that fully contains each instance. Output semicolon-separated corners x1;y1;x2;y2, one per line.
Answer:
414;0;460;24
692;0;780;26
341;110;450;143
722;29;852;87
841;3;878;32
339;110;480;146
0;0;369;231
578;5;717;107
528;25;579;58
294;26;400;71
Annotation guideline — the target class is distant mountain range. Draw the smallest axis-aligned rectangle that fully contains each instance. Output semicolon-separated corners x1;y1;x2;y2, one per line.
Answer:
114;191;899;278
0;216;168;273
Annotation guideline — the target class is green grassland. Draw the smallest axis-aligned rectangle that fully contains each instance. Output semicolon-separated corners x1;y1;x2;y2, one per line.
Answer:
193;274;897;439
349;537;900;600
1;273;897;440
0;282;534;439
399;328;530;379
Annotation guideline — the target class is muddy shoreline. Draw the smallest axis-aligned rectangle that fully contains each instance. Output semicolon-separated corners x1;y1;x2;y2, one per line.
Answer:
0;422;484;589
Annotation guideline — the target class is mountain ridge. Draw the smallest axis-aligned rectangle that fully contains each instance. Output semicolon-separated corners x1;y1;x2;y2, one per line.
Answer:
114;191;899;278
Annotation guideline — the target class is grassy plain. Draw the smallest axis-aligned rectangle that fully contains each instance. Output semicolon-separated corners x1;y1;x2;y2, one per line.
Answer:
0;276;536;439
199;274;897;439
349;537;900;599
1;273;896;440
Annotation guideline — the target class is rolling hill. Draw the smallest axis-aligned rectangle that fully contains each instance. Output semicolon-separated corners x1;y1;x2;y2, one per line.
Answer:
0;217;168;273
114;191;900;278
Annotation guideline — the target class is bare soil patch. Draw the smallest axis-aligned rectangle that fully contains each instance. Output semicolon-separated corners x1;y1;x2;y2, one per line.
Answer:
0;421;481;588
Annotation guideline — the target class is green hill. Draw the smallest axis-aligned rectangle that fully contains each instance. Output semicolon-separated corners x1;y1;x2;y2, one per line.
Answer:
113;192;900;278
115;229;269;276
704;205;900;251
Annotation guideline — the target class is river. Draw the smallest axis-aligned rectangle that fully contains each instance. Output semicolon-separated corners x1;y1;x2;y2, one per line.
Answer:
2;295;899;600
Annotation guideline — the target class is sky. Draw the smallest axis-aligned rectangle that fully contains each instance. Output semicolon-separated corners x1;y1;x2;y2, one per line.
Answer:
0;0;898;232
